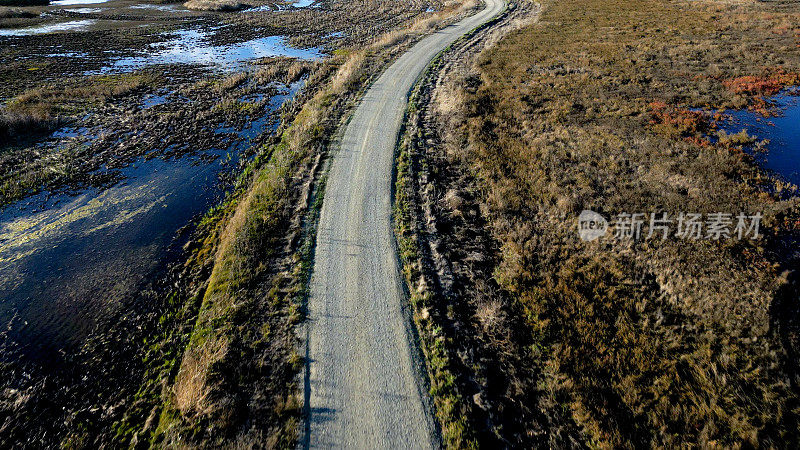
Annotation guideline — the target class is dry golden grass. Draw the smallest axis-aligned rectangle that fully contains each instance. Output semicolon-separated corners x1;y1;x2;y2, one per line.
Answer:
422;0;800;446
215;72;248;93
183;0;250;11
173;338;228;415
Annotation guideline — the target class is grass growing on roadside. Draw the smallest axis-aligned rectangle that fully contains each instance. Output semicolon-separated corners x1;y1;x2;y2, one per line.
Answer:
395;101;478;448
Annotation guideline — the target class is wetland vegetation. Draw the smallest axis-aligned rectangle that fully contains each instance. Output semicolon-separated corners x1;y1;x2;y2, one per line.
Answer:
396;0;800;447
3;0;800;447
0;0;465;446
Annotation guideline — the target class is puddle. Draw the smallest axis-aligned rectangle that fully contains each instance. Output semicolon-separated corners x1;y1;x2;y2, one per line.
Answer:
292;0;315;7
0;19;97;37
270;78;303;108
70;7;103;12
239;93;266;103
141;93;170;109
97;28;322;73
245;4;272;12
720;91;800;186
0;81;302;359
21;50;91;59
129;3;180;11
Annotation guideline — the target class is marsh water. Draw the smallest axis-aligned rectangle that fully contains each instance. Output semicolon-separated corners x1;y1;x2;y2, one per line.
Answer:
102;28;322;73
723;91;800;186
0;58;304;361
0;0;325;359
0;19;100;36
0;151;224;356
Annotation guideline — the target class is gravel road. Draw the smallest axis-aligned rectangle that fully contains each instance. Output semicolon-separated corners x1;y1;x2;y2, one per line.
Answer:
304;0;504;447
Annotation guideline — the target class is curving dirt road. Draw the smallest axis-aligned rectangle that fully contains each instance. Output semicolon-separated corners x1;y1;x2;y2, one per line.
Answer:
304;0;505;447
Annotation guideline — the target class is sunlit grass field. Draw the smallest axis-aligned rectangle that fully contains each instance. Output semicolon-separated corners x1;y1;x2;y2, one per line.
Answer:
431;0;800;446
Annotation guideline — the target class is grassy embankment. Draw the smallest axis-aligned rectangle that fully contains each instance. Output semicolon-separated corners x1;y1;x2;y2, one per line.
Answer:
400;0;800;447
397;82;477;448
394;3;514;445
138;1;480;447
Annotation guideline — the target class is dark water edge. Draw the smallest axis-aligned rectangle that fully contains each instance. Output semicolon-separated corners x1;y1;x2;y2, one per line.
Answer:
0;153;220;360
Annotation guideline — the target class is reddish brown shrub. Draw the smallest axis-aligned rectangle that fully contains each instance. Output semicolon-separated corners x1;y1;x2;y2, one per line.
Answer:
723;70;800;96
